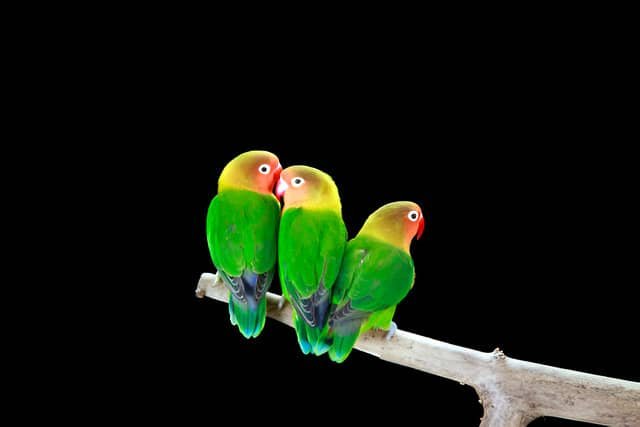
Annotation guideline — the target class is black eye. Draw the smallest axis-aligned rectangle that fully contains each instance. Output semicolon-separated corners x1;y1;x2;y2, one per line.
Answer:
258;164;270;175
292;177;305;187
408;210;419;222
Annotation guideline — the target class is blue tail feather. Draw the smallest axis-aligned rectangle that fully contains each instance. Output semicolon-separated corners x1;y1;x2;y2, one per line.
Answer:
220;269;272;339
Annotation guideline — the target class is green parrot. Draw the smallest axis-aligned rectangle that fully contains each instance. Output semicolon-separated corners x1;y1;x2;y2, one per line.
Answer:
327;201;424;363
276;166;347;355
206;150;282;338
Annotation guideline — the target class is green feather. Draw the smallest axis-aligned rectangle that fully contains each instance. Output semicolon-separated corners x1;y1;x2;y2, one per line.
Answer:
207;189;280;338
328;235;414;362
328;330;359;363
279;207;346;355
207;190;280;275
228;293;268;338
363;305;396;331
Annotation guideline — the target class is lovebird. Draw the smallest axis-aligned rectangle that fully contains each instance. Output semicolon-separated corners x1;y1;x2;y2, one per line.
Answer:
327;201;424;363
206;150;282;338
276;166;347;355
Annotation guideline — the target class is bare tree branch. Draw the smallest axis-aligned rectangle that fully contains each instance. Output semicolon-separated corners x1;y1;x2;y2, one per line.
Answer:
196;273;640;426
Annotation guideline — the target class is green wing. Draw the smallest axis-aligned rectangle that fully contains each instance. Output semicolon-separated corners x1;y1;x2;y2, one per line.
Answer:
206;189;280;338
328;235;414;362
348;238;414;313
278;208;346;298
332;235;414;312
207;189;280;276
278;207;346;354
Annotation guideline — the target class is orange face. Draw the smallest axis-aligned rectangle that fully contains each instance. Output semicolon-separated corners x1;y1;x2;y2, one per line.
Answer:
358;201;425;251
274;165;342;211
249;153;282;194
218;150;282;195
275;167;316;206
402;203;425;240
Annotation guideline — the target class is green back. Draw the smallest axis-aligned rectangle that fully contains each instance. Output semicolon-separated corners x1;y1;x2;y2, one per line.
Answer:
278;207;347;297
206;189;280;276
332;235;414;312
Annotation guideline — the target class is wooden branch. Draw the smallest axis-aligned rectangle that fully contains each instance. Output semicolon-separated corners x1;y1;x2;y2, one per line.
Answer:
196;272;640;426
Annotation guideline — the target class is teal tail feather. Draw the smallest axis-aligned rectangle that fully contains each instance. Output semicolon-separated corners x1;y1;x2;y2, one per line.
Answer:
229;294;267;339
307;323;330;355
287;284;331;356
328;331;359;363
327;315;364;363
219;269;273;339
292;312;311;354
292;312;330;355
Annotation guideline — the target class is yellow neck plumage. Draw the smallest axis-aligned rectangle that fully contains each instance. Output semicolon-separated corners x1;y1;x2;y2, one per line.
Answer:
358;212;412;253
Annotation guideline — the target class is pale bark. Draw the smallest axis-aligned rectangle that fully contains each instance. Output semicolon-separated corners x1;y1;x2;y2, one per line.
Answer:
196;272;640;426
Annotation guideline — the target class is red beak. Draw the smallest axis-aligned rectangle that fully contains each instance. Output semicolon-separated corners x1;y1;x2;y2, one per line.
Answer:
272;163;282;193
417;216;425;240
275;177;288;199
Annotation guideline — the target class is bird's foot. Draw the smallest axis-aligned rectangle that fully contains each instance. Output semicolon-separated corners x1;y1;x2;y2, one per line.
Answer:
214;272;224;286
385;321;397;341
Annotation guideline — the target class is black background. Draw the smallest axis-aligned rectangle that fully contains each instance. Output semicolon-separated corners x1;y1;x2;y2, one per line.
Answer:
11;11;635;425
117;137;635;426
77;38;638;426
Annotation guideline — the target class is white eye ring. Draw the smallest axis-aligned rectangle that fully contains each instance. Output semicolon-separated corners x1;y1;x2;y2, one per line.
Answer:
291;177;305;187
408;210;419;222
258;164;270;175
